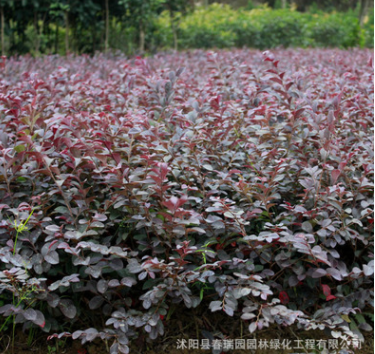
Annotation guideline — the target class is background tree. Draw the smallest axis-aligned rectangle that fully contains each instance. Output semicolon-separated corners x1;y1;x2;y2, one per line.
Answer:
359;0;370;26
0;0;372;56
0;0;9;55
163;0;193;50
70;0;101;53
211;0;371;12
119;0;163;52
104;0;109;53
49;1;69;53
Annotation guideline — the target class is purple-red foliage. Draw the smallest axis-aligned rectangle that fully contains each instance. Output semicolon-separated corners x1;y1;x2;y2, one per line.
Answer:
0;49;373;352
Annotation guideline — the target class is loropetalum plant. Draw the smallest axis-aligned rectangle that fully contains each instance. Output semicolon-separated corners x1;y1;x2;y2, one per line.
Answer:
0;49;373;353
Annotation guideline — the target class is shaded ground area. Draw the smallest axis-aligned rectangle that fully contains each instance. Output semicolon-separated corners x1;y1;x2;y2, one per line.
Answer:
2;308;373;354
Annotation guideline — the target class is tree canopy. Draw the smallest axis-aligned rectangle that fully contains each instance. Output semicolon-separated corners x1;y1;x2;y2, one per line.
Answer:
0;0;372;56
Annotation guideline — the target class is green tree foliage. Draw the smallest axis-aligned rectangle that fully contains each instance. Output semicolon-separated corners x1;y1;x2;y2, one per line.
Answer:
155;4;371;50
118;0;164;52
0;0;372;56
163;0;194;50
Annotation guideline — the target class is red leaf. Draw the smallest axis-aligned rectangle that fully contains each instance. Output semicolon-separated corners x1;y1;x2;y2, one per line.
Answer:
279;291;289;305
322;284;336;301
326;295;337;301
159;163;170;180
49;240;59;249
321;284;331;297
331;169;340;184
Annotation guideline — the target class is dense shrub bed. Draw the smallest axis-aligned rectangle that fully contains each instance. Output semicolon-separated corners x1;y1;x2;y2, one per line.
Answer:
0;49;373;353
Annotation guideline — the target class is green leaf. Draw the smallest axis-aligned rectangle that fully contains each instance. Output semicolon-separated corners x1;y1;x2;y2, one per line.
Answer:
142;278;160;290
14;144;26;153
355;313;366;324
54;206;69;214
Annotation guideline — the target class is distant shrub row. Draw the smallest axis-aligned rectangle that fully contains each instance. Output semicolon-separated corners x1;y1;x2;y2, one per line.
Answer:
3;4;373;56
154;4;374;50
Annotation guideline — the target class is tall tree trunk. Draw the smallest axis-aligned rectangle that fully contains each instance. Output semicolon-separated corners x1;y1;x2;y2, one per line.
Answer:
92;24;96;53
34;12;40;54
172;23;177;51
104;0;109;53
281;0;287;9
46;20;50;54
359;0;369;26
65;10;69;54
1;6;4;56
169;7;178;51
139;21;145;53
11;20;15;51
55;22;59;54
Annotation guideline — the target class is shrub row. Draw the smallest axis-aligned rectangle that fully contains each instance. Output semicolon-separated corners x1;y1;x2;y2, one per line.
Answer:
0;49;373;353
155;4;374;50
6;5;373;56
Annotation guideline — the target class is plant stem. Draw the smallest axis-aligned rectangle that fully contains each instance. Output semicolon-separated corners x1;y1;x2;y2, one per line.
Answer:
12;315;15;354
13;231;19;256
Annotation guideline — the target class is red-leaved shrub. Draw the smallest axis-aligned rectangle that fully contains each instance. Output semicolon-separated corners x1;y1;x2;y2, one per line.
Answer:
0;49;373;353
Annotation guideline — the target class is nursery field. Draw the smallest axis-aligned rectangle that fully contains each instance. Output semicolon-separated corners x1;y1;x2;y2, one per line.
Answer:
0;49;373;354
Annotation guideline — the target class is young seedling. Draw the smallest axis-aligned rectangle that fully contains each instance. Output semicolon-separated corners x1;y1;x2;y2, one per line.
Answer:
0;208;36;353
9;208;35;255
